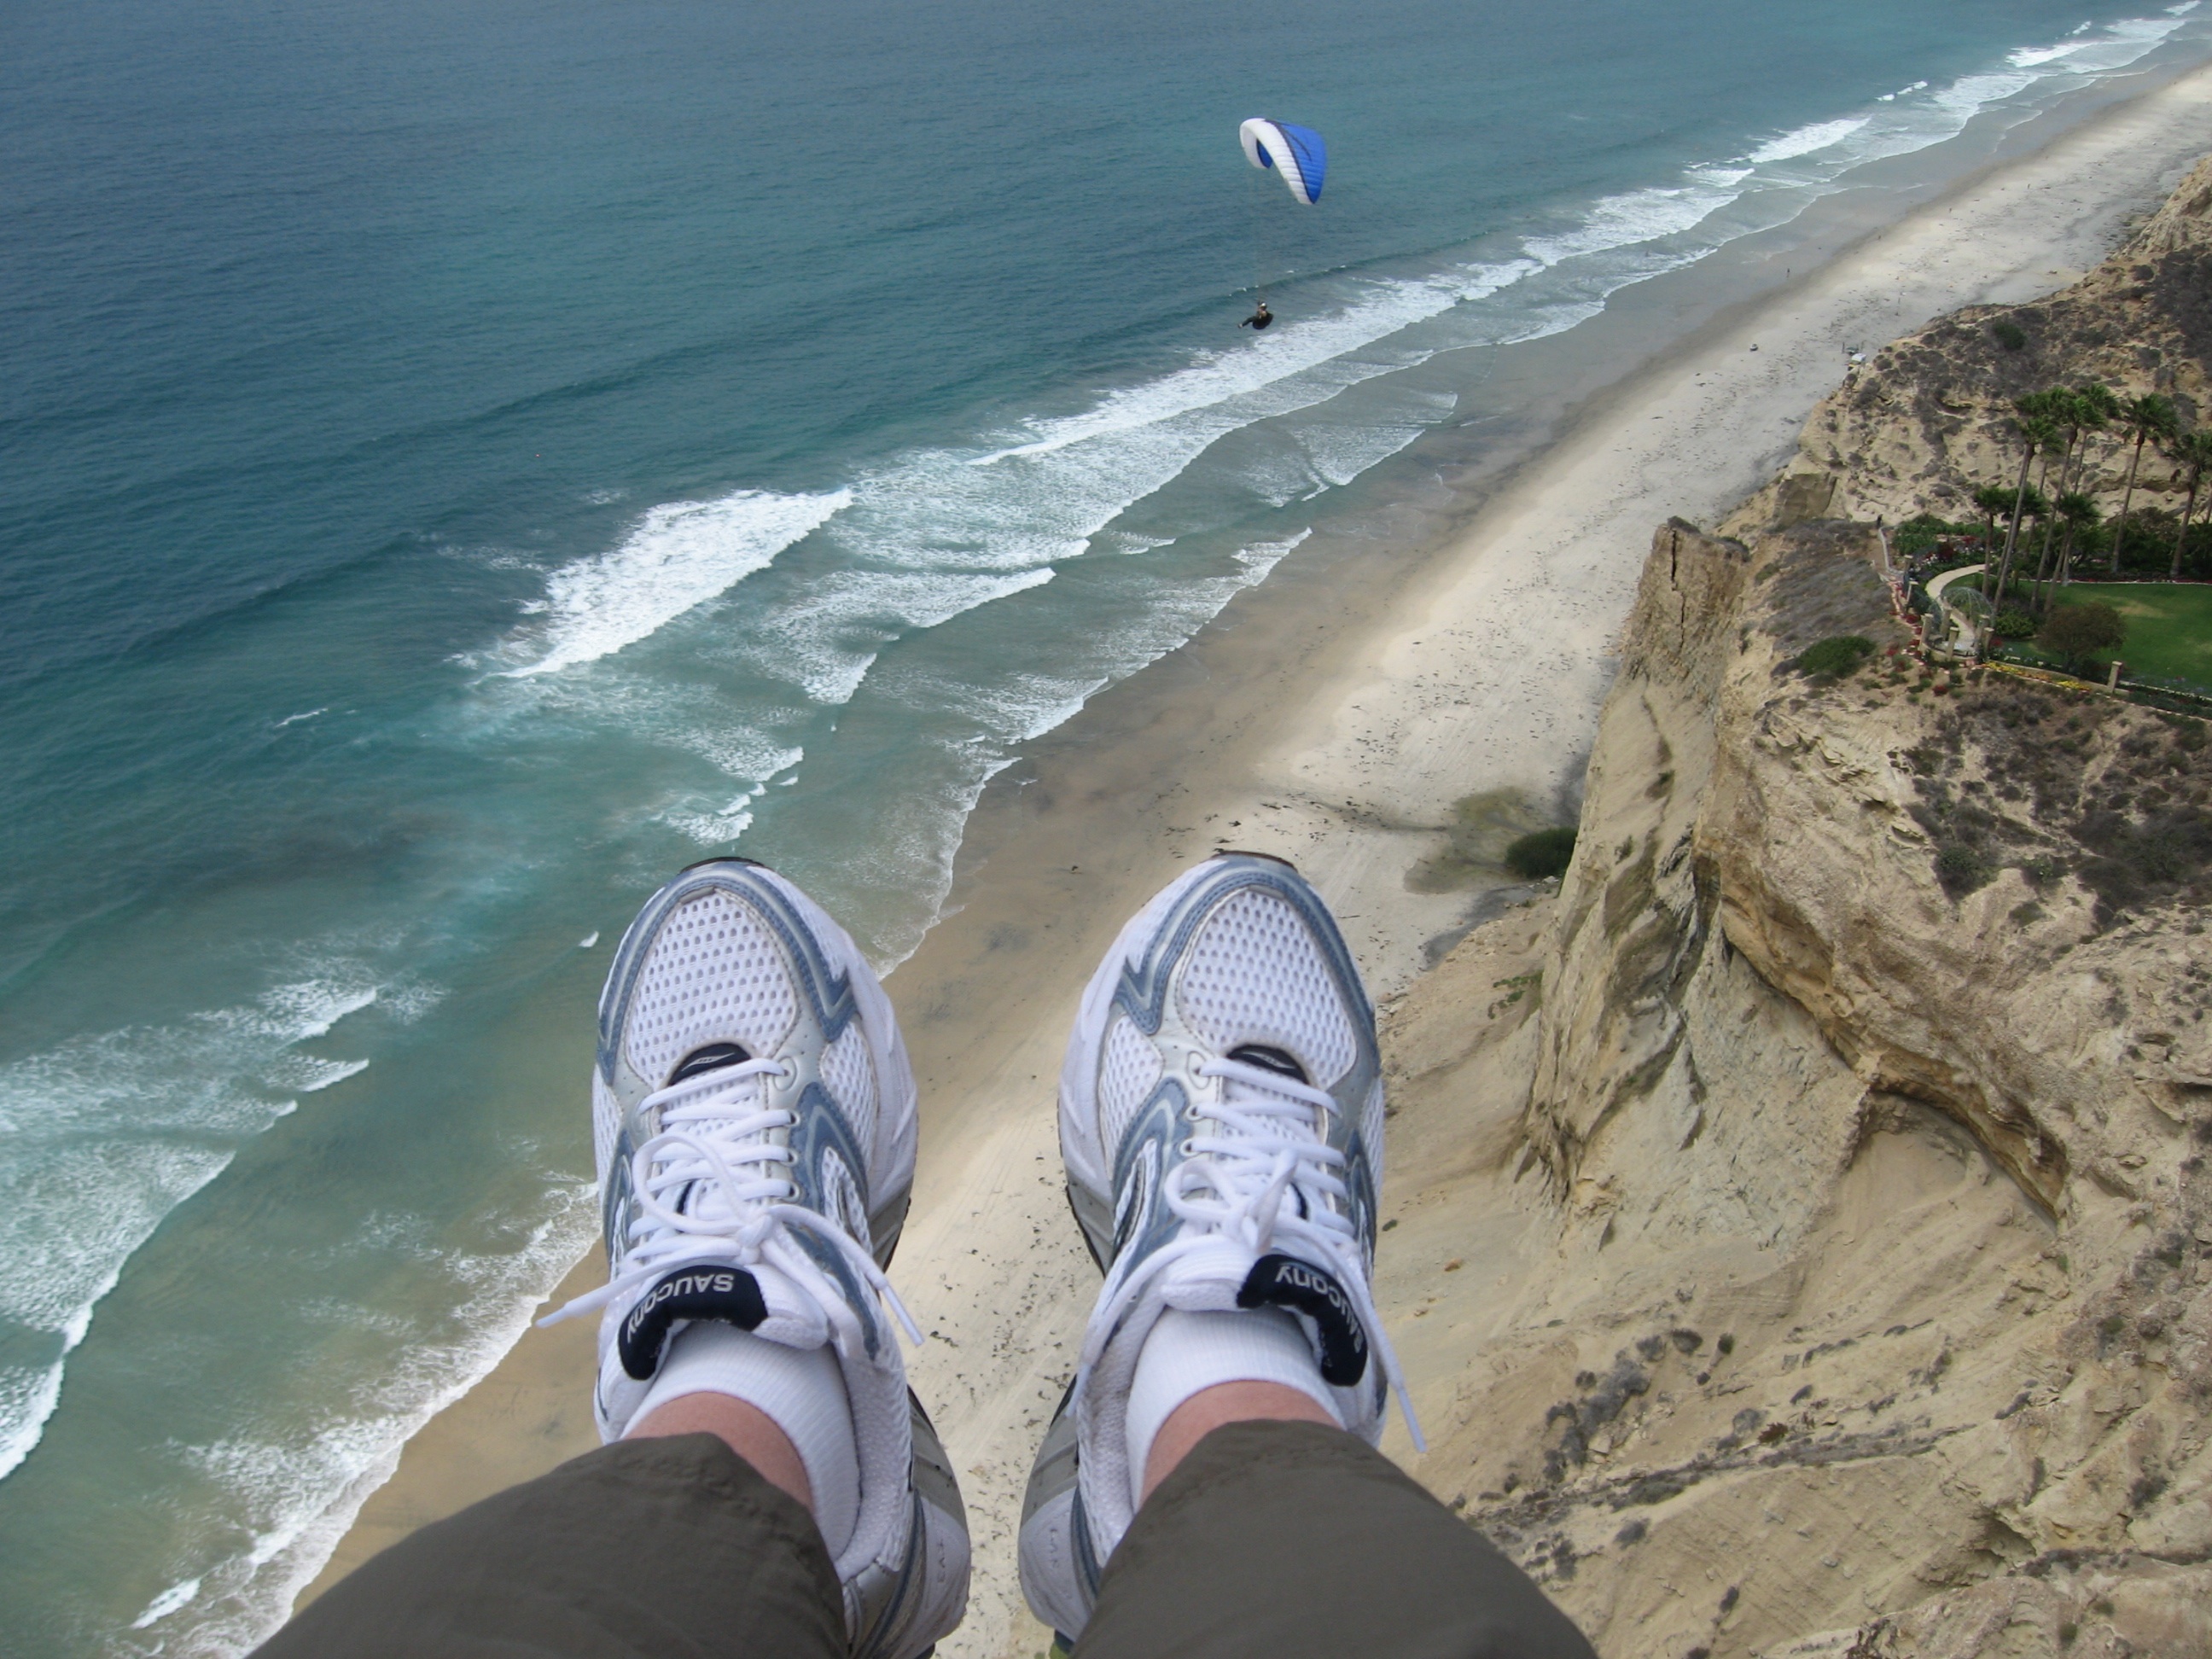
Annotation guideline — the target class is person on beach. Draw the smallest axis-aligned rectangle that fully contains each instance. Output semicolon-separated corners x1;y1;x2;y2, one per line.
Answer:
256;855;1595;1659
1241;300;1272;329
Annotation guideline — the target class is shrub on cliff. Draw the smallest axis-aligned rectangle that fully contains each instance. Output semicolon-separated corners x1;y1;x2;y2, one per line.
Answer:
1991;319;2027;352
1895;514;1978;562
1505;827;1578;880
1935;843;1994;896
1796;635;1875;678
2037;600;2126;671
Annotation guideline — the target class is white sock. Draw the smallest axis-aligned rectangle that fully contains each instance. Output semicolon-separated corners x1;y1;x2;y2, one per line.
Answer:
630;1322;861;1556
1124;1307;1342;1504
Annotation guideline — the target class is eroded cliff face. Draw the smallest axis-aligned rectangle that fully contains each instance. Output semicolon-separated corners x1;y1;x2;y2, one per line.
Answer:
1377;515;2212;1657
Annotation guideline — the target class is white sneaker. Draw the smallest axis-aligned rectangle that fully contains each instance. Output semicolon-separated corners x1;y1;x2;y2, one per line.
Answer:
1017;854;1417;1641
546;859;968;1659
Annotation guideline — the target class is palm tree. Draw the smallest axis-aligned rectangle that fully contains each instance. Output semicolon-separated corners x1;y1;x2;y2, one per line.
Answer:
1995;485;2052;621
1994;401;2062;606
1972;483;2013;558
2072;382;2122;456
2044;491;2100;604
2111;393;2178;572
2016;387;2069;481
2169;428;2212;579
2034;387;2112;590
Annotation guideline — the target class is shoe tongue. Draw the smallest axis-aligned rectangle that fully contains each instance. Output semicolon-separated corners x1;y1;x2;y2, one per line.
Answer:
669;1041;752;1083
1226;1043;1307;1082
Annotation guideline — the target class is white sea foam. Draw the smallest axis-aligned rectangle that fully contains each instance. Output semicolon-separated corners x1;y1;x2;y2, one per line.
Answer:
2011;11;2192;68
132;1577;201;1629
864;531;1314;970
972;261;1526;468
1300;424;1432;490
718;277;1492;710
1522;181;1738;265
497;259;1521;736
662;796;757;846
1750;117;1871;163
505;488;851;678
126;1195;597;1658
264;1055;370;1093
0;969;388;1486
744;567;1060;707
0;1356;65;1487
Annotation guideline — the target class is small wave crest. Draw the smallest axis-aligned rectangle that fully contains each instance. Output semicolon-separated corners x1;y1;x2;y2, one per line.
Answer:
1750;116;1872;164
504;488;852;678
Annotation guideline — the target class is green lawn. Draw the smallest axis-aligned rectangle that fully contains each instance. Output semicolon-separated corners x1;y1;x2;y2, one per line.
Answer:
2051;584;2212;691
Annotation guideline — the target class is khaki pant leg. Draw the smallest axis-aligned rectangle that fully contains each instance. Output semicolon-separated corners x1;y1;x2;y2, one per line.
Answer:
254;1434;846;1659
1076;1421;1594;1659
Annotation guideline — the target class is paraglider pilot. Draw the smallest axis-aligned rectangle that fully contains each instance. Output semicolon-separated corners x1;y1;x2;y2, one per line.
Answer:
1237;119;1322;333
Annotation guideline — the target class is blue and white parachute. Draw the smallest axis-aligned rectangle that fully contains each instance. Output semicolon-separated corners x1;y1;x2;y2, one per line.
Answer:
1239;118;1325;206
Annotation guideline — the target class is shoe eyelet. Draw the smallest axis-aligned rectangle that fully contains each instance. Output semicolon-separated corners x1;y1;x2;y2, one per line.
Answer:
1179;1138;1196;1157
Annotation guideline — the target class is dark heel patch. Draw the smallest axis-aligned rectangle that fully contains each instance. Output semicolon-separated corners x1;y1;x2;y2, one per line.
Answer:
619;1264;769;1378
1237;1252;1368;1386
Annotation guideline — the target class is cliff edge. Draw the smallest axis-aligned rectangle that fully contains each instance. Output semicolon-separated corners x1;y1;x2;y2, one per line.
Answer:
1377;165;2212;1659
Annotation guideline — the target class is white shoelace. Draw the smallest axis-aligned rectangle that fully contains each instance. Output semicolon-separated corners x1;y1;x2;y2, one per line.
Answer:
541;1060;920;1357
1079;1054;1423;1448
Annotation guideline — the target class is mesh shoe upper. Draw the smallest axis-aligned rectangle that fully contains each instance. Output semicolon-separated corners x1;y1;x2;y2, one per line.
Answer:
550;860;963;1659
1021;854;1413;1641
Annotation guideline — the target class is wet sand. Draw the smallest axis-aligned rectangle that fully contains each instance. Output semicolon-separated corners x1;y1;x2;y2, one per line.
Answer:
304;58;2212;1658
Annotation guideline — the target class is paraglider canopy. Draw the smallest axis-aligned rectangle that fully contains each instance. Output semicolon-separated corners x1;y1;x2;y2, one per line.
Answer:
1239;119;1325;206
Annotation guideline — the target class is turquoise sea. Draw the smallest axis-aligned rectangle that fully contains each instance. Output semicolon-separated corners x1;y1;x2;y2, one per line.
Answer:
4;1;2209;1650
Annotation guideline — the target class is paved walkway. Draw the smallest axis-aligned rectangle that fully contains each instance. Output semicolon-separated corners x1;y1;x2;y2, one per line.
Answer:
1925;562;1987;655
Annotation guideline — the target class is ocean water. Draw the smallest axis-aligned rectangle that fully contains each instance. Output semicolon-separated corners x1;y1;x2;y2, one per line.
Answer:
3;0;2208;1648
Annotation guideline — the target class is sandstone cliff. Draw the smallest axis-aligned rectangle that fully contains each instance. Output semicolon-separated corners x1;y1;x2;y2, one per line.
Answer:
1793;154;2212;523
1376;167;2212;1659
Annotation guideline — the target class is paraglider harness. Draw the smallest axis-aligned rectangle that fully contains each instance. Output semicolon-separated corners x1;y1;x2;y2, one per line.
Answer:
1242;300;1272;330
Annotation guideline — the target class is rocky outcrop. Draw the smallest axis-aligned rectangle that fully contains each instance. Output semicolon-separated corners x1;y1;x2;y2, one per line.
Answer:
1377;500;2212;1654
1778;154;2212;524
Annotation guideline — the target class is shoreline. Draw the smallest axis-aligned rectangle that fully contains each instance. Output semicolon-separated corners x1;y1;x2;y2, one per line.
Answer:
300;59;2212;1657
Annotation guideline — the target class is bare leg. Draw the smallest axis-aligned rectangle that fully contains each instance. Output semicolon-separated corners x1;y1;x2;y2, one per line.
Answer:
631;1394;814;1516
1139;1380;1335;1502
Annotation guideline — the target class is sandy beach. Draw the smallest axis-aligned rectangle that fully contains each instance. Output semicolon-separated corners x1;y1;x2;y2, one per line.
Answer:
305;59;2212;1658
